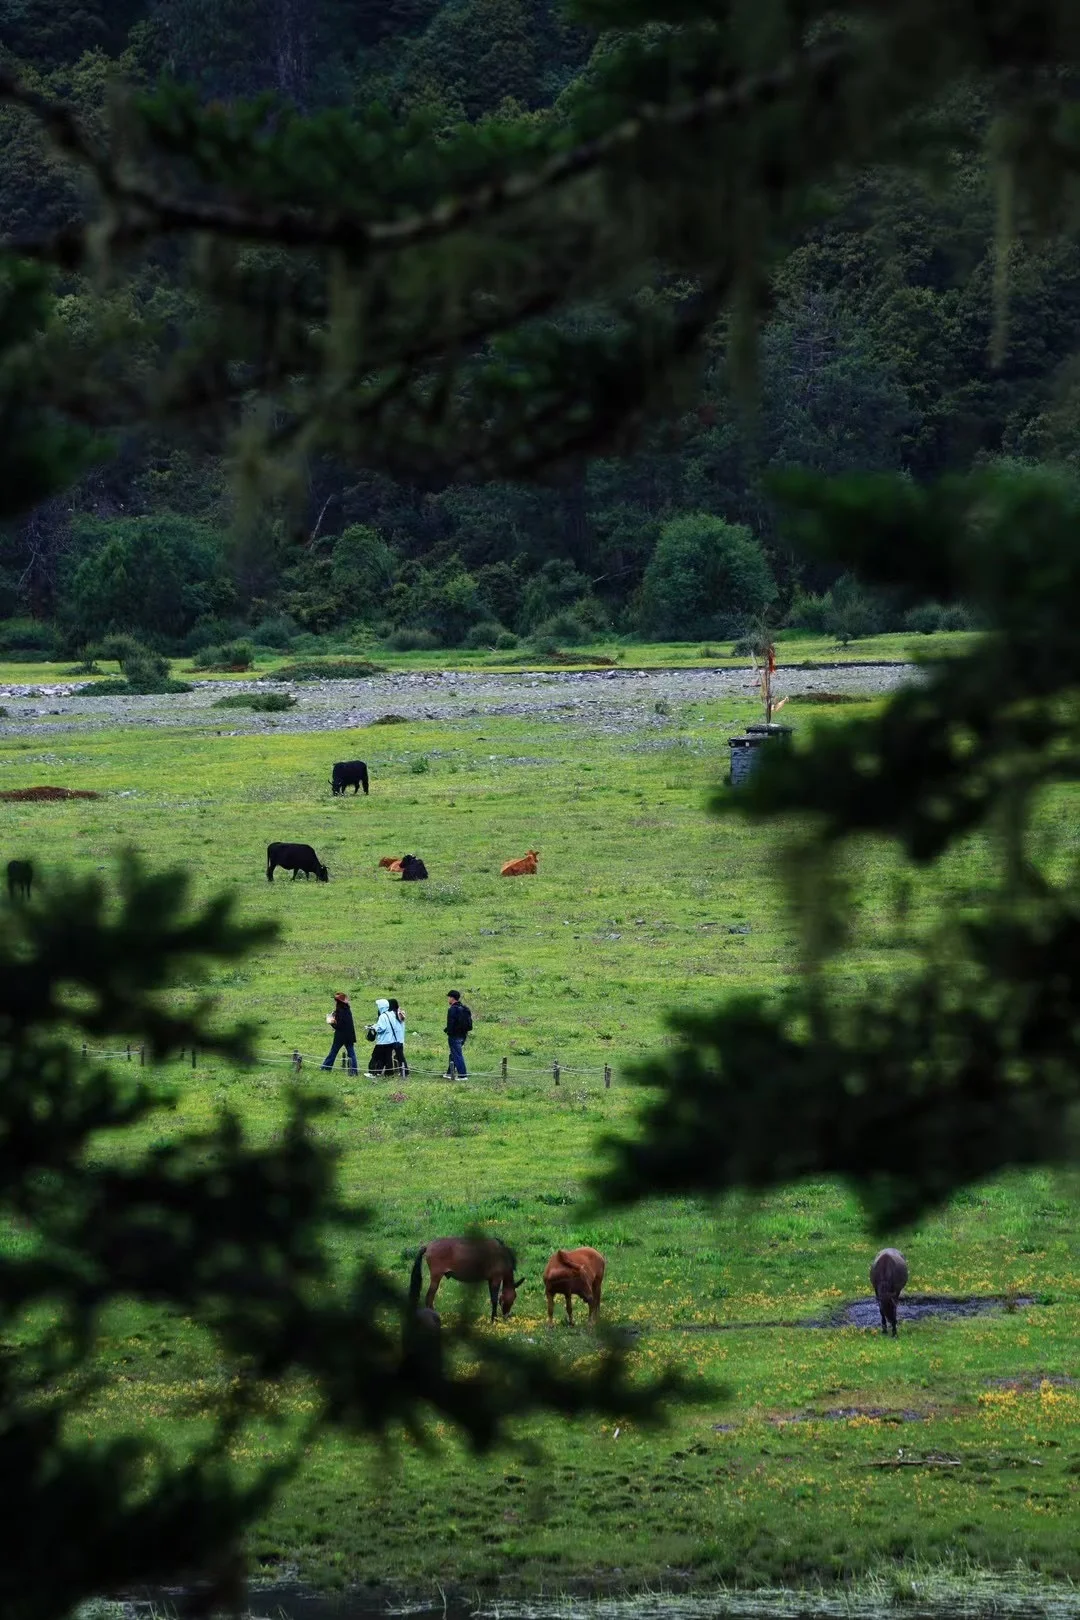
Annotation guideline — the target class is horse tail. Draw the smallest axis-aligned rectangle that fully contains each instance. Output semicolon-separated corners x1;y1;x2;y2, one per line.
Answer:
409;1245;427;1306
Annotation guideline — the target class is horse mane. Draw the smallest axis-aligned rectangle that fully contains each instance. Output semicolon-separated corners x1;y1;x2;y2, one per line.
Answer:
498;1240;517;1273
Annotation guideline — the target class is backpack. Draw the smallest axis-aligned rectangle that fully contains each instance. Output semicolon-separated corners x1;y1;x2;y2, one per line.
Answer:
462;1004;473;1033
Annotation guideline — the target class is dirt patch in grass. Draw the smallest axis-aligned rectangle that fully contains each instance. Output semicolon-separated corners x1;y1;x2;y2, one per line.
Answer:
831;1294;1037;1329
984;1372;1079;1391
771;1405;929;1425
0;784;101;801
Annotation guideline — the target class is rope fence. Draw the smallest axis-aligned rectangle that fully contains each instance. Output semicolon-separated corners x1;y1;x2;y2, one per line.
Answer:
77;1043;615;1088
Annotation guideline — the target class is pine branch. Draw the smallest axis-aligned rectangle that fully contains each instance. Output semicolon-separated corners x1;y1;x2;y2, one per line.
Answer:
0;42;853;268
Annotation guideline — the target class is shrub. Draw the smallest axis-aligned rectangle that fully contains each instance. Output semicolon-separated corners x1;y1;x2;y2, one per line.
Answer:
494;630;519;650
92;635;188;694
640;514;777;641
179;617;249;655
270;659;381;681
0;619;58;656
368;713;408;725
409;756;430;774
904;601;974;634
530;609;598;647
252;615;299;648
191;640;256;671
462;620;508;650
90;676;193;696
212;691;297;712
384;627;441;652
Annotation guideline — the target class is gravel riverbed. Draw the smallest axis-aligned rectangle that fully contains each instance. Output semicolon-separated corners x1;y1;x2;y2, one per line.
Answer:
0;662;917;739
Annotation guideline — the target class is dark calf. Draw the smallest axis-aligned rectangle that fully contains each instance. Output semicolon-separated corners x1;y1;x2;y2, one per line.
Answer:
400;855;428;881
869;1247;908;1336
6;859;32;901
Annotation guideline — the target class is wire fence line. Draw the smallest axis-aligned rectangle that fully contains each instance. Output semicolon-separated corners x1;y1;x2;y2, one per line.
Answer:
75;1042;615;1087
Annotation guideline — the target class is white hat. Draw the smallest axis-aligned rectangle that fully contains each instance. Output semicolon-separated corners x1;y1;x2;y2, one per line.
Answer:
375;998;389;1012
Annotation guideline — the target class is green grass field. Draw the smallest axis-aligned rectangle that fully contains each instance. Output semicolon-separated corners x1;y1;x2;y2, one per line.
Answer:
2;675;1079;1599
0;628;979;689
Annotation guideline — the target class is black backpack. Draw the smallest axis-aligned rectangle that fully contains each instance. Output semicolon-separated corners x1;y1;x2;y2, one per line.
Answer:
462;1004;473;1033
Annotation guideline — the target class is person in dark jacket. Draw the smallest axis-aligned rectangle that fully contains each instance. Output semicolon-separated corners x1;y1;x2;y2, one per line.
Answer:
443;989;472;1079
322;991;358;1074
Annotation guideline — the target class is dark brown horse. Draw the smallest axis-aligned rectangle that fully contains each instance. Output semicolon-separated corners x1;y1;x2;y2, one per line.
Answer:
410;1237;524;1322
870;1247;908;1336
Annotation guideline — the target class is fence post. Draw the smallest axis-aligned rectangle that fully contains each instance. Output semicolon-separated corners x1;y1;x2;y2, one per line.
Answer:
126;1043;131;1062
553;1060;560;1086
191;1047;196;1070
81;1044;87;1061
500;1056;508;1081
604;1064;611;1090
291;1049;303;1073
140;1045;145;1067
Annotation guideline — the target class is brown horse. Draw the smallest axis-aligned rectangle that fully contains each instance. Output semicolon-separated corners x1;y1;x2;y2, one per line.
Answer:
410;1237;525;1322
543;1246;606;1326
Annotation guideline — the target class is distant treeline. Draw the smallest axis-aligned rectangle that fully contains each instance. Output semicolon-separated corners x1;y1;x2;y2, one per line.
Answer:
1;2;1072;647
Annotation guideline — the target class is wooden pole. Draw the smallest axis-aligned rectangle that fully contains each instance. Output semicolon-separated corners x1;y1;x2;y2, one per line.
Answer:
604;1064;611;1089
191;1047;196;1069
291;1049;303;1072
553;1060;560;1086
501;1056;508;1080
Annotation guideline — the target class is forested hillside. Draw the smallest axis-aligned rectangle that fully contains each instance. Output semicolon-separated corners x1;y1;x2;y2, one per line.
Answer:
2;0;1078;656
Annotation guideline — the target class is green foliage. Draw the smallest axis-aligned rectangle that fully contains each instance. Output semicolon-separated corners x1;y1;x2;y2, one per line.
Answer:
598;463;1080;1229
212;690;296;710
270;658;382;680
640;514;776;641
384;626;441;651
60;517;232;645
191;640;256;670
90;635;192;694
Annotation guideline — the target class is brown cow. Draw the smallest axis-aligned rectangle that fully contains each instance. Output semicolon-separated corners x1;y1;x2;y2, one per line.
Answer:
378;856;404;871
410;1237;525;1322
543;1246;606;1326
500;849;539;876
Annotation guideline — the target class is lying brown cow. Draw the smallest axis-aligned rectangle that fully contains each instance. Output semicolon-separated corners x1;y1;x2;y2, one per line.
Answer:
543;1245;605;1325
378;856;404;871
501;849;539;877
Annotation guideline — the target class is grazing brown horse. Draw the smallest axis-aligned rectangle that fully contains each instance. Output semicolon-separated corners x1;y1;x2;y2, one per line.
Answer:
410;1237;525;1322
870;1247;908;1336
543;1246;606;1326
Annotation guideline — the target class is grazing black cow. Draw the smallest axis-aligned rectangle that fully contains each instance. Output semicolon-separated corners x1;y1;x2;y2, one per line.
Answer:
400;855;428;881
266;842;328;882
6;859;32;901
869;1247;908;1336
330;760;369;796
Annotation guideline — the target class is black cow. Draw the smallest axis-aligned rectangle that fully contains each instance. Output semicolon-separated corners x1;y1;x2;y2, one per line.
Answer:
869;1247;908;1336
6;859;32;901
266;842;328;882
400;855;428;881
330;760;369;796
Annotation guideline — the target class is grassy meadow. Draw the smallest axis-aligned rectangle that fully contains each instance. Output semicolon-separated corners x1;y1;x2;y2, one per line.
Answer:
2;673;1080;1597
0;628;980;690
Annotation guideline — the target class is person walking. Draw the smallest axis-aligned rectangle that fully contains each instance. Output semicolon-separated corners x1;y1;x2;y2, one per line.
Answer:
366;998;397;1076
321;992;358;1075
443;989;472;1079
387;998;408;1076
